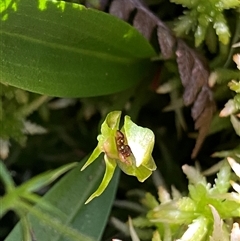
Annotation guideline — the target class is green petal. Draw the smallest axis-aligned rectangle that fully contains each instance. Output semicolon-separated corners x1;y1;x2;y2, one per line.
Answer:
142;156;157;171
81;145;102;171
123;116;155;167
117;160;153;182
85;155;117;204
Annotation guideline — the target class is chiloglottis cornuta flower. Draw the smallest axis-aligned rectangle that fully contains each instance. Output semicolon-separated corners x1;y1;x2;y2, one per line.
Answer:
81;111;156;204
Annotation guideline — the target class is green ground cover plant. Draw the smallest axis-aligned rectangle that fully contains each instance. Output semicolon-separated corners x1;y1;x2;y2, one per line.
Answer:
1;0;240;240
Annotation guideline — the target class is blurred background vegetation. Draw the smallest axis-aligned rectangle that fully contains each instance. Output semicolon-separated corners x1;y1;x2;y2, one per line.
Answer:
1;0;240;240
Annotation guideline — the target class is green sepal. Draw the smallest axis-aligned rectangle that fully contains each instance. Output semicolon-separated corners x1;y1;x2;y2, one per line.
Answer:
102;111;121;132
81;145;102;171
84;156;117;204
81;111;122;172
142;156;157;171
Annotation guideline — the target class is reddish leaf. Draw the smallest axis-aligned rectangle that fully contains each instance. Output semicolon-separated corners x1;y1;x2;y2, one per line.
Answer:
191;57;209;90
191;100;216;158
109;0;135;21
157;25;176;59
176;41;195;88
133;8;157;40
191;86;212;120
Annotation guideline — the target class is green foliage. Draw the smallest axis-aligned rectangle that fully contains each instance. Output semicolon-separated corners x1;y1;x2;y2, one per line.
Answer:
0;83;49;160
0;83;48;145
0;84;27;145
0;0;156;97
125;160;240;241
0;161;88;240
170;0;240;48
1;0;240;240
4;159;120;241
220;79;240;136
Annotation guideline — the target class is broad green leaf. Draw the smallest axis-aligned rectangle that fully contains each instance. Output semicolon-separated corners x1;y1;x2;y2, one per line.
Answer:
5;157;120;241
1;162;77;221
17;162;77;193
0;0;156;97
11;201;94;241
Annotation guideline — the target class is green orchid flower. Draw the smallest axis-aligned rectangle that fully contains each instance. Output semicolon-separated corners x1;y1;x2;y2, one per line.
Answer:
81;111;156;204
